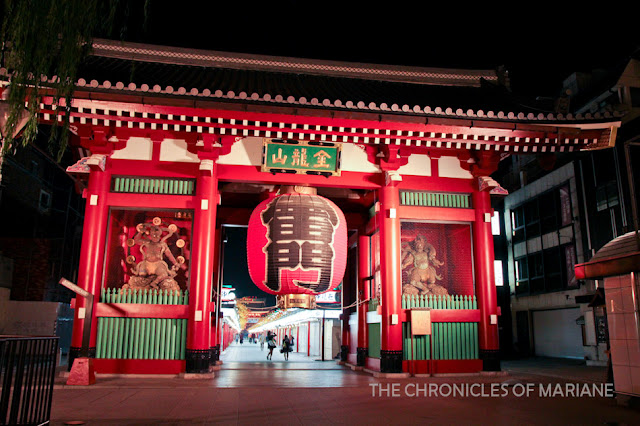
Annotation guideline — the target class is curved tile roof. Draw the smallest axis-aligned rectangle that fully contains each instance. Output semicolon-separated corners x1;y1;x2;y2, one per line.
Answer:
68;39;621;124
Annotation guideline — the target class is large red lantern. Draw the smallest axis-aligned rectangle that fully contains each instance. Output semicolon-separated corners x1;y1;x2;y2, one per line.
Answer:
247;191;347;296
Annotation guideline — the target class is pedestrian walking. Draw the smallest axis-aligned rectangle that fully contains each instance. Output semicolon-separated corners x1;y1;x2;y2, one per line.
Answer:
266;331;276;360
281;335;291;361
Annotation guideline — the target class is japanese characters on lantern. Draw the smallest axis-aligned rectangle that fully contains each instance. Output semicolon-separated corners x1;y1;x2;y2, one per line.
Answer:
247;192;347;296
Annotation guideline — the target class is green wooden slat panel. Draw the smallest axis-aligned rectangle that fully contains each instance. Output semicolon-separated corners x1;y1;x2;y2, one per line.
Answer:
368;323;381;358
159;319;166;359
112;317;121;359
106;317;115;359
433;323;439;360
180;319;187;359
462;322;469;359
112;176;195;194
122;317;131;359
151;317;158;358
170;319;178;359
453;323;459;360
96;317;105;358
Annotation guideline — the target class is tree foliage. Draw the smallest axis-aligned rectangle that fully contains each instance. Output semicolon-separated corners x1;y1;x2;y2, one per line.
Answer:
0;0;149;160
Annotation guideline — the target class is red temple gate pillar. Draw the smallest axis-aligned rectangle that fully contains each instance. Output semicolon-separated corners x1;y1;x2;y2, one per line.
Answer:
378;176;403;373
186;156;218;373
210;228;222;364
472;190;500;371
340;244;353;362
357;231;371;367
69;153;110;370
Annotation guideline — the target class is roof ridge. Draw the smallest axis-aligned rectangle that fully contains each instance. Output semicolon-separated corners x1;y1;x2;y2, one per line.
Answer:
91;38;498;87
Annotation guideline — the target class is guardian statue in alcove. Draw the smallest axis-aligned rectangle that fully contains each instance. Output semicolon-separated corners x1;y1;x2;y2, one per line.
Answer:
401;234;448;296
123;217;186;292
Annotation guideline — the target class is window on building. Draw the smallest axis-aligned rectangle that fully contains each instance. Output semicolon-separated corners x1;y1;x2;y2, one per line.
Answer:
491;211;501;236
512;207;525;244
630;87;640;108
39;190;51;212
494;260;503;286
510;183;576;295
596;180;619;212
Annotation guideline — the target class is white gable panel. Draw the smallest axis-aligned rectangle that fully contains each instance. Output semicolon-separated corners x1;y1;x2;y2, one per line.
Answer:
218;137;262;166
340;143;380;173
397;154;431;176
438;156;472;179
111;137;153;161
159;139;199;163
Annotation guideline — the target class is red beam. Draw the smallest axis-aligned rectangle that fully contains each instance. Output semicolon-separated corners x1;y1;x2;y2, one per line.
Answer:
217;164;380;189
106;192;196;209
399;309;480;323
399;176;475;193
63;94;598;141
93;359;185;374
398;206;476;222
96;303;189;318
109;159;198;177
402;359;483;374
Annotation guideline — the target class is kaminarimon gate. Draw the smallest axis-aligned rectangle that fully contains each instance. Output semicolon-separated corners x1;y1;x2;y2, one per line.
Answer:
17;39;619;376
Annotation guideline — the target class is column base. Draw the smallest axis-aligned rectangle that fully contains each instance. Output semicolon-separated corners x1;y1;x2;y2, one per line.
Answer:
340;345;348;362
380;349;403;373
356;347;368;367
210;345;220;364
186;349;212;373
480;349;501;371
68;346;96;371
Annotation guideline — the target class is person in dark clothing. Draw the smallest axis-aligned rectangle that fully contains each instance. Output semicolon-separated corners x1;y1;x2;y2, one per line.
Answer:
282;335;291;361
266;331;276;360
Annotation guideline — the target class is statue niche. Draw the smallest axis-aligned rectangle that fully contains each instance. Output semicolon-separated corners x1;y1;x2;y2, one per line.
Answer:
401;234;448;296
123;217;187;292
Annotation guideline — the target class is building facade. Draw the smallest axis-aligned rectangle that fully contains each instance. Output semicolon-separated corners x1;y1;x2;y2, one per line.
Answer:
0;39;621;375
497;53;640;366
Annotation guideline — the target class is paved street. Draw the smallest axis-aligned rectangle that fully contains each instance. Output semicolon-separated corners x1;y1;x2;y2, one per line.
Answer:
50;344;639;425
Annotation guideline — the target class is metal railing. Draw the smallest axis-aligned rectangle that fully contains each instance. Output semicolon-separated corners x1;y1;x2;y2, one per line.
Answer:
0;336;58;425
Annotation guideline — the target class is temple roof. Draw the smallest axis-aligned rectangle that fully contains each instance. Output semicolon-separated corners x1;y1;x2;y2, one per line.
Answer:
69;39;623;125
0;39;623;154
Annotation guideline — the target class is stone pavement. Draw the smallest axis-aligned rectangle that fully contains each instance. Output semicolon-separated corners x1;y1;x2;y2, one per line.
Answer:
50;344;639;425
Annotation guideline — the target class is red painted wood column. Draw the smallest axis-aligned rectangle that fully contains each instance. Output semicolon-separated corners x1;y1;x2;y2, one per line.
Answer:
68;148;110;370
307;321;311;356
472;190;500;371
210;228;222;364
357;231;371;367
340;247;352;362
186;153;218;373
378;174;404;373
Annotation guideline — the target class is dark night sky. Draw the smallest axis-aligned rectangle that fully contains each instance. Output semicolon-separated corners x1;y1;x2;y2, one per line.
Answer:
221;226;276;305
113;1;640;98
